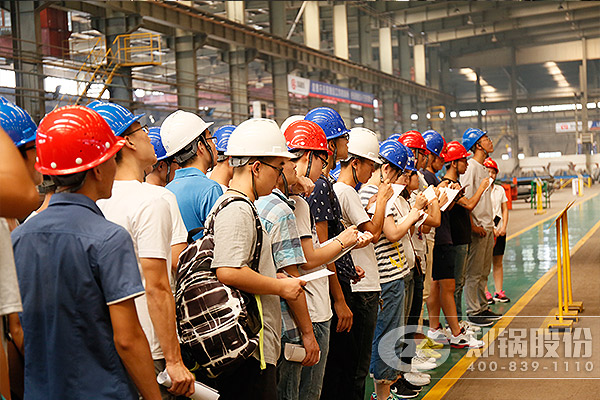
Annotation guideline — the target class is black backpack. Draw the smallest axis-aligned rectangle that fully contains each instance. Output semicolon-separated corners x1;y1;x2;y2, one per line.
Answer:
175;196;263;378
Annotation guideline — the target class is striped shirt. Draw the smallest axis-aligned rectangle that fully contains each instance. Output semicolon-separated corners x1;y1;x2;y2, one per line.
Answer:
359;185;410;283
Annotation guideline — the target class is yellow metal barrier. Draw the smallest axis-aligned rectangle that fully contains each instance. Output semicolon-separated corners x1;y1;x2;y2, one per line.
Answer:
547;201;584;330
534;179;546;215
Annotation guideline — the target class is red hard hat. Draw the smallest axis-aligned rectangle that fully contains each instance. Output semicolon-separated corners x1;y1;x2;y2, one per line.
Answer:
484;157;499;172
35;105;126;175
443;141;471;163
284;120;332;155
399;130;428;153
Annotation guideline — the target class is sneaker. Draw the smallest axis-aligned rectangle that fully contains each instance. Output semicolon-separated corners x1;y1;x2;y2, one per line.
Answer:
417;347;442;359
426;324;449;344
411;355;437;370
459;319;482;333
405;371;430;386
485;291;495;305
418;337;444;350
398;378;423;392
494;290;511;303
467;314;495;327
450;328;485;349
481;308;503;320
390;379;420;399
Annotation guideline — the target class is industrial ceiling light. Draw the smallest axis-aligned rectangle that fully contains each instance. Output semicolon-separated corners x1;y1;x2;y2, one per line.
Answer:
558;2;564;10
481;27;487;33
454;7;460;13
467;15;474;25
491;34;497;42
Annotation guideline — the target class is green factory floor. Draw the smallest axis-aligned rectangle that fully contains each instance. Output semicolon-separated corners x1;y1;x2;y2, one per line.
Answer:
363;186;600;400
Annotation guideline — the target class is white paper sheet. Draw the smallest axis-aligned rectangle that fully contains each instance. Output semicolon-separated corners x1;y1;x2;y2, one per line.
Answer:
439;187;460;211
422;185;437;202
367;184;406;215
297;268;334;282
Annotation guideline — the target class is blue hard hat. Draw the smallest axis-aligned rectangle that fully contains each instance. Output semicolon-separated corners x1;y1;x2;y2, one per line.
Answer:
86;100;144;137
305;107;349;140
0;96;37;148
423;129;446;157
379;139;409;171
214;124;236;153
462;128;486;151
402;143;417;172
148;127;168;161
387;133;402;142
330;161;341;182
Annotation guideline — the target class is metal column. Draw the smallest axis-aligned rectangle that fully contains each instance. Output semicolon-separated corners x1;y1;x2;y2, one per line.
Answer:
398;31;412;132
10;0;45;122
510;47;520;163
476;68;483;130
414;43;427;131
358;13;374;128
270;1;289;124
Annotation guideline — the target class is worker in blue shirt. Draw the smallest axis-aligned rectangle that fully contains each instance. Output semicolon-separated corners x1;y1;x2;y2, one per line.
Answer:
160;110;222;241
11;105;161;400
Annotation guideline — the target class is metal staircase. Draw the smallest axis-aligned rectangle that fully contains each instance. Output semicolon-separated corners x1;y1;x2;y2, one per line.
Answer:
61;32;162;105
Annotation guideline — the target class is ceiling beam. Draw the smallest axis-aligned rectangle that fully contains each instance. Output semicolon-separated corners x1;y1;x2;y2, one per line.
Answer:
392;1;506;26
450;37;600;68
54;0;454;103
424;3;600;44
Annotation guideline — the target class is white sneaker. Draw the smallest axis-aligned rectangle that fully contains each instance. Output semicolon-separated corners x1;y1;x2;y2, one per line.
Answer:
426;324;449;344
450;328;485;349
411;355;437;370
404;371;430;386
459;320;481;333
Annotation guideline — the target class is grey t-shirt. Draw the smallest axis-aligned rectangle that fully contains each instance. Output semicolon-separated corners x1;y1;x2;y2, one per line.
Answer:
1;218;23;352
462;158;494;229
210;193;281;366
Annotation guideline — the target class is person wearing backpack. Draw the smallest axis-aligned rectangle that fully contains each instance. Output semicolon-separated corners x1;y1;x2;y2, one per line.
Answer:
11;105;161;400
90;101;195;399
283;119;367;400
208;118;306;400
334;127;393;400
160;110;223;241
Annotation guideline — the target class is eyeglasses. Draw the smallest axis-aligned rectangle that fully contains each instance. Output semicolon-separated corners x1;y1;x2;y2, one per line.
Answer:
315;153;329;169
204;135;218;145
127;124;149;136
340;133;350;141
260;160;284;176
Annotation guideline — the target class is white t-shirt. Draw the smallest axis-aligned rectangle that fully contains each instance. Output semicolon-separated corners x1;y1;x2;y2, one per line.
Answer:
1;218;22;352
97;180;172;360
491;185;508;225
333;182;380;292
292;195;333;323
142;183;187;246
462;158;494;229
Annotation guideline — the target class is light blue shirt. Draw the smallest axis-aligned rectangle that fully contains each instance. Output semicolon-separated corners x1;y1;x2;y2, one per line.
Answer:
166;167;223;240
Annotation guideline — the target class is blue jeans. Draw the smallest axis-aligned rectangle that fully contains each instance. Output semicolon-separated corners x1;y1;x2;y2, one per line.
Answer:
453;244;469;320
370;279;406;383
299;320;331;400
278;320;332;400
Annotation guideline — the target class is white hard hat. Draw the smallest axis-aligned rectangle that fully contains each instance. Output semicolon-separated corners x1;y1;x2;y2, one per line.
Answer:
225;118;295;158
348;127;382;164
160;110;214;157
280;115;305;134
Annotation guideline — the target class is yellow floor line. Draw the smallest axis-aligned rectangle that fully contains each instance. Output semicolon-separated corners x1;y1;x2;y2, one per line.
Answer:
506;192;599;241
423;195;600;399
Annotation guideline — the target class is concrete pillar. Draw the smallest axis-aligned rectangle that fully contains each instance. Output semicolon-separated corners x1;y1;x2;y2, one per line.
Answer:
303;2;320;50
270;1;289;124
103;15;134;108
10;0;45;122
227;2;248;124
510;47;520;163
379;26;393;75
413;44;426;86
358;16;374;128
332;4;350;124
382;90;396;139
398;32;412;132
174;29;200;111
225;1;245;24
429;49;442;132
476;68;483;130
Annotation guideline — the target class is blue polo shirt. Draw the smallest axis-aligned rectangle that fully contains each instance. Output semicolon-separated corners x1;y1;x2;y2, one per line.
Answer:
166;167;223;240
11;193;145;400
